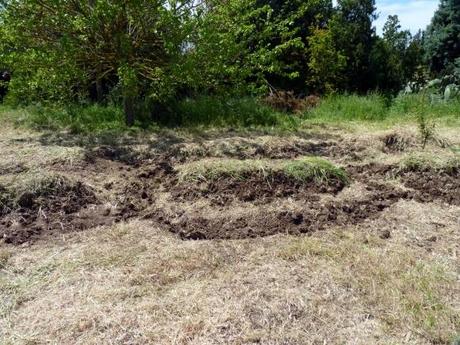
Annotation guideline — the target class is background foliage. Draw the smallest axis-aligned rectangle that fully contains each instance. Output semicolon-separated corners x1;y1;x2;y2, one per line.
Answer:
0;0;458;125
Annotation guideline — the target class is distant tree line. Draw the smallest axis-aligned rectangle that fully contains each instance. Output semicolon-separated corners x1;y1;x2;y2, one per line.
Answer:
0;0;458;124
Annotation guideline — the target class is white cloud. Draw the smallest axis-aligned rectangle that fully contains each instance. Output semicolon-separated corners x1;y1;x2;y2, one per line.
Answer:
374;0;439;35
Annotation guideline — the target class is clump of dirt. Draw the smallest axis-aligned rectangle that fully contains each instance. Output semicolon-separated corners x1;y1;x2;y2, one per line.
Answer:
86;145;155;166
149;184;410;240
349;163;460;205
170;171;347;206
401;169;460;205
0;177;108;244
110;160;177;221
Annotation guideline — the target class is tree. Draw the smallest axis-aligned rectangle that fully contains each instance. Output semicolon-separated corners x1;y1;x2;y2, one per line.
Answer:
331;0;377;92
249;0;333;93
0;0;194;125
370;15;412;92
424;0;460;75
307;27;346;93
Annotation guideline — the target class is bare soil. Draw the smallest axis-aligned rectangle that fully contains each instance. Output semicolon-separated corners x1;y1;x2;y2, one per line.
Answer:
1;132;458;244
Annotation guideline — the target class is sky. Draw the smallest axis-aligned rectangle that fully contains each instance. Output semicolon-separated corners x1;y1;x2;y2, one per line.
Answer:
374;0;439;35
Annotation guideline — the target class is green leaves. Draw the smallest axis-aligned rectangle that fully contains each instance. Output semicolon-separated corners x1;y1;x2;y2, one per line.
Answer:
424;0;460;75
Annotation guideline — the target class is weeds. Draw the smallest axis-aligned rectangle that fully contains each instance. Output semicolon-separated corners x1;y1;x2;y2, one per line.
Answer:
305;93;389;121
169;96;300;129
417;109;437;149
1;92;459;132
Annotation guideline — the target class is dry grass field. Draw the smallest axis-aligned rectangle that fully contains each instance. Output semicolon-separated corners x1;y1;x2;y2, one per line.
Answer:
0;119;459;344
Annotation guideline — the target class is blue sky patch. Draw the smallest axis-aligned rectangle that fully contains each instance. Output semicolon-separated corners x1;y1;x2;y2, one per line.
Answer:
374;0;439;35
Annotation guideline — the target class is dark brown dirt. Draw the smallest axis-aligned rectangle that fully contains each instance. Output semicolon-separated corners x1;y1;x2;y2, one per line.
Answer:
169;172;346;206
0;180;111;245
401;169;460;205
2;139;459;244
147;184;411;240
349;163;460;206
381;132;414;153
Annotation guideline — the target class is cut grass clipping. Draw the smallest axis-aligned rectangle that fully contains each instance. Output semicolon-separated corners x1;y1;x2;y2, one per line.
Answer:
178;157;349;185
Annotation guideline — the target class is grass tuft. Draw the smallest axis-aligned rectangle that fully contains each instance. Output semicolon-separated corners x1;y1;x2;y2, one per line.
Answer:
282;157;349;184
178;157;349;185
399;153;460;174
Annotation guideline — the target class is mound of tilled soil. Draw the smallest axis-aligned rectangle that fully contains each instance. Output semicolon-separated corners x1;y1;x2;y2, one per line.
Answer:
147;184;410;240
402;170;460;205
0;180;109;244
349;163;460;205
381;132;415;153
167;140;367;163
169;172;347;206
4;144;458;244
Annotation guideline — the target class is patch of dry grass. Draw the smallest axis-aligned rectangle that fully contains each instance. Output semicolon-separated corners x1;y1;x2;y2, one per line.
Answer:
399;152;460;173
1;206;459;344
0;118;459;345
279;231;460;344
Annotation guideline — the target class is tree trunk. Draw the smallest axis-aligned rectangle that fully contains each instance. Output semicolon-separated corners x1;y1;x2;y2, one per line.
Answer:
95;79;103;103
124;95;135;126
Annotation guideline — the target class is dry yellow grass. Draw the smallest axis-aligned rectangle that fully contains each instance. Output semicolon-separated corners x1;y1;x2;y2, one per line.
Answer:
0;121;459;345
1;201;459;345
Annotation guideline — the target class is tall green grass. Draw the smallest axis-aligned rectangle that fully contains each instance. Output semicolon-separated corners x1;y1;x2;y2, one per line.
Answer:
168;96;299;129
4;104;128;134
306;93;460;124
0;92;458;133
0;96;300;133
306;93;390;121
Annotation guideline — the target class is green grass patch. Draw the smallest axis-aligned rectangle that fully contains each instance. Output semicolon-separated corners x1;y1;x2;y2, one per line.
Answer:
304;93;460;126
167;96;300;130
178;157;349;185
0;96;300;134
9;103;129;134
306;93;389;121
1;93;458;134
282;157;349;184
